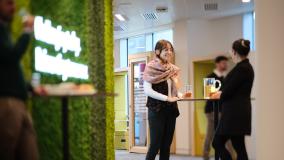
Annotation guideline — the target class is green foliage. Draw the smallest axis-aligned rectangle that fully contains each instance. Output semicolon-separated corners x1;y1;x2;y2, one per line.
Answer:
29;0;92;159
87;0;114;159
104;0;115;159
69;97;92;160
32;97;63;160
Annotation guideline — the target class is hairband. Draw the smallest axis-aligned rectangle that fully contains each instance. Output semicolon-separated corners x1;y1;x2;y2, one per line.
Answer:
241;40;247;48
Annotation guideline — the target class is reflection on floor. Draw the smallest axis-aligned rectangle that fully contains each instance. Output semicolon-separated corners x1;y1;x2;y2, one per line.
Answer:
115;150;213;160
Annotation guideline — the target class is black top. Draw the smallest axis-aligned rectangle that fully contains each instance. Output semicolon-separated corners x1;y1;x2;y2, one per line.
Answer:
146;80;180;117
204;72;224;113
217;59;254;135
0;23;31;101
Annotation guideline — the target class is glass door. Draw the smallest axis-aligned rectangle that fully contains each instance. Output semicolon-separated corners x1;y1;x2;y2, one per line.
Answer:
128;52;176;154
129;55;150;153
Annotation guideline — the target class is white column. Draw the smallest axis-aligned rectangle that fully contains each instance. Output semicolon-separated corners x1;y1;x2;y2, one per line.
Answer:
173;20;192;155
255;0;284;159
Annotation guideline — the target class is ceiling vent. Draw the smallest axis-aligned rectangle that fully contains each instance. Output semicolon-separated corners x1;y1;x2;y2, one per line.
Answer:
204;3;218;11
156;6;168;13
141;13;158;21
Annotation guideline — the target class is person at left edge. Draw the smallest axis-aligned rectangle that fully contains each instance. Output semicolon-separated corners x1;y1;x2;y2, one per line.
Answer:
0;0;38;159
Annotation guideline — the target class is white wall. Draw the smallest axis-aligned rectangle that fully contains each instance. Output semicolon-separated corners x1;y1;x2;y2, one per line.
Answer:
255;0;284;159
247;51;257;160
187;15;243;56
114;40;120;68
173;20;192;155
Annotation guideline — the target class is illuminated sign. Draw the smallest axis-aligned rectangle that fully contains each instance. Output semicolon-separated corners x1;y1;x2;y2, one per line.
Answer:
34;16;81;56
35;47;88;81
34;16;88;80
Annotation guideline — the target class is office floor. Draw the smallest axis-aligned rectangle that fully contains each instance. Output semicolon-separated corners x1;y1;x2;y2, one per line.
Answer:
115;150;213;160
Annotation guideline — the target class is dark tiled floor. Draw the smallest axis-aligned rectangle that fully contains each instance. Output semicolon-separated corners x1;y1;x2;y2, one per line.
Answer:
115;150;213;160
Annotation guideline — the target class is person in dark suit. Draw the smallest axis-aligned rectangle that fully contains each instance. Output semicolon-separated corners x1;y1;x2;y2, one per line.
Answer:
203;56;236;160
0;0;38;159
212;39;254;160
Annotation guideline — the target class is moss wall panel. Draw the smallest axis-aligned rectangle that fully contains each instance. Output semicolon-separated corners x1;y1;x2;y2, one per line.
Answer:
87;0;114;159
32;98;63;160
30;0;93;159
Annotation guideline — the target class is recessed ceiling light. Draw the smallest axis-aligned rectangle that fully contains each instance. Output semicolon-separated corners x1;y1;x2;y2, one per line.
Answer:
115;14;126;21
242;0;251;3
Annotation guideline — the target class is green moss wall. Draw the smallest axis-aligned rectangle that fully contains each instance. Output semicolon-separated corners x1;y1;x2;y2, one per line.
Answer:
87;0;114;159
13;0;114;159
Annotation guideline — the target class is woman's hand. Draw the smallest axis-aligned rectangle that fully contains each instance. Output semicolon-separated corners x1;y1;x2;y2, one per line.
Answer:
33;86;47;96
167;96;180;102
177;92;184;99
211;91;222;99
23;15;35;32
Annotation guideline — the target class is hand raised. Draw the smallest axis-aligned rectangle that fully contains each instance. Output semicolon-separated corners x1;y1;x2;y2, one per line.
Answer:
23;15;35;32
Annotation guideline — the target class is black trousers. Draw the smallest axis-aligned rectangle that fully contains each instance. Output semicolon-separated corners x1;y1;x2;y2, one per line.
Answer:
213;135;248;160
146;108;176;160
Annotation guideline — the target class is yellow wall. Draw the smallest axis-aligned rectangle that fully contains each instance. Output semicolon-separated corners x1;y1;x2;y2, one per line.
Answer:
193;61;215;156
114;73;129;150
114;74;128;131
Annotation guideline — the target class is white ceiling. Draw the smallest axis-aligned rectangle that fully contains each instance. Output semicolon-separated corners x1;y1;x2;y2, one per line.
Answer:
114;0;254;37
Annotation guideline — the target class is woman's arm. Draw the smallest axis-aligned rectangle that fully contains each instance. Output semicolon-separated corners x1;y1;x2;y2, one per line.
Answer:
144;81;168;101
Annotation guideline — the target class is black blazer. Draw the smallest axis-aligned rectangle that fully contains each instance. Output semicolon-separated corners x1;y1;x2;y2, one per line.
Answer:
217;59;254;135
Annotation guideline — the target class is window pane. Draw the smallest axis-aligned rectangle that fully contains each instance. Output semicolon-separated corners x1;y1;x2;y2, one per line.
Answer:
128;35;146;54
153;29;173;47
132;61;147;146
243;12;255;51
146;34;153;52
120;39;128;68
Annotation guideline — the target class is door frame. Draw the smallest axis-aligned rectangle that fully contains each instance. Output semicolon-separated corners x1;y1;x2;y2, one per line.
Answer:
128;52;177;154
190;55;217;155
128;53;152;153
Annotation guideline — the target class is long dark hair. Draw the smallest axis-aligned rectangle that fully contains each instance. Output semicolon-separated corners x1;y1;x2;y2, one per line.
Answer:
232;39;251;57
154;40;174;59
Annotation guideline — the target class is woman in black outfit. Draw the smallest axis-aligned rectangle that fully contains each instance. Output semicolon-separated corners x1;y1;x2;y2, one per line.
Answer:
213;39;254;160
143;40;181;160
